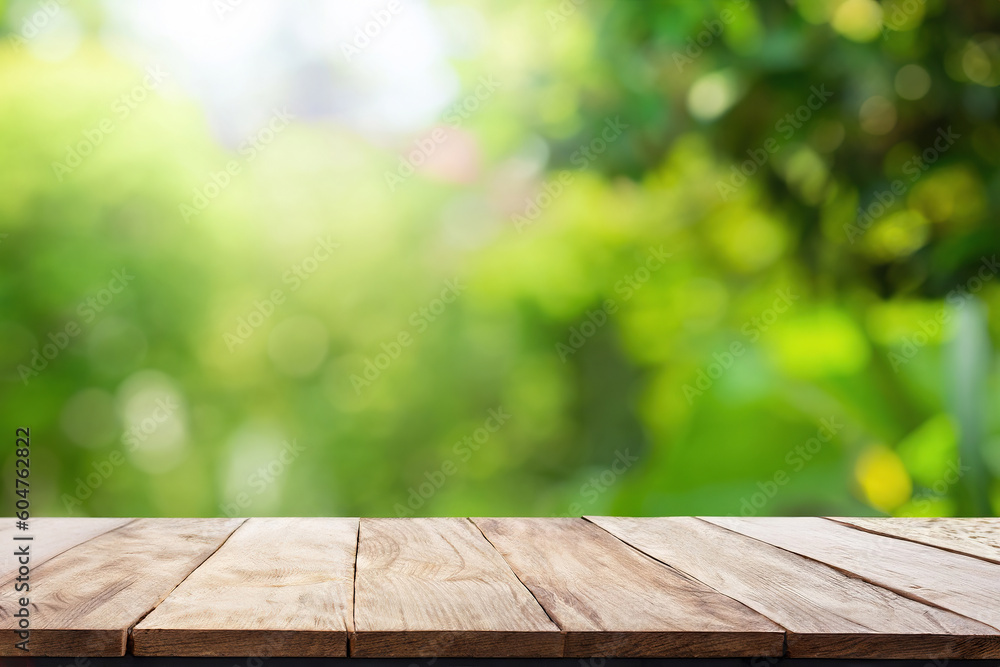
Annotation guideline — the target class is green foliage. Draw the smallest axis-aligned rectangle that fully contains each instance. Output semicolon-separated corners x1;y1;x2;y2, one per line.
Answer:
1;0;998;518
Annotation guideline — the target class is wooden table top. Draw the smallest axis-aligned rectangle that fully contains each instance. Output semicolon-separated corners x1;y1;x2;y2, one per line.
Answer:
1;517;999;659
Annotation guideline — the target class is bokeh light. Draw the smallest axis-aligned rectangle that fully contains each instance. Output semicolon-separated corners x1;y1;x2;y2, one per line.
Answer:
1;0;999;520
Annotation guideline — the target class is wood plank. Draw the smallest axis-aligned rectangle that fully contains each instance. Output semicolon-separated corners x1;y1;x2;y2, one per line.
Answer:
133;517;358;656
352;517;562;657
589;516;1000;658
705;516;1000;633
0;518;132;580
832;517;1000;565
474;517;784;657
0;518;243;656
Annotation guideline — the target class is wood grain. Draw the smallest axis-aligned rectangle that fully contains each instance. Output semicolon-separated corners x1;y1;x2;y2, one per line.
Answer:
832;517;1000;564
352;517;562;657
0;518;243;656
0;518;132;580
705;516;1000;633
589;516;1000;658
474;517;784;657
2;516;997;658
133;518;358;656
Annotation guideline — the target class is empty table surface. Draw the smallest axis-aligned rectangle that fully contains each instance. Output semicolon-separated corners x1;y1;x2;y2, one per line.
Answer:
0;517;998;658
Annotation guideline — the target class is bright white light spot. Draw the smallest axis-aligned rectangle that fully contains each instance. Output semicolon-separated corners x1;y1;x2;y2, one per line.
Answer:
687;70;742;122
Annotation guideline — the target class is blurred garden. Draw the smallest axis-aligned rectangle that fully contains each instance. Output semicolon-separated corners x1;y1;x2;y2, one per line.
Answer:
1;0;999;518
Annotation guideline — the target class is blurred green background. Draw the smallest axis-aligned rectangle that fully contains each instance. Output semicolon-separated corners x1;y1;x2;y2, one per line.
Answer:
2;0;999;519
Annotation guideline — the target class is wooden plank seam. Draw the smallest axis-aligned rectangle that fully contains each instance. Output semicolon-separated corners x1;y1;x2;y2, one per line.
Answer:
686;517;998;659
703;517;1000;646
816;517;1000;627
0;518;246;656
349;516;361;657
798;519;996;617
589;516;1000;659
476;517;785;657
0;518;135;582
470;517;567;645
351;518;563;657
826;517;1000;565
6;517;1000;658
581;517;796;656
133;518;358;656
125;517;248;654
584;515;797;655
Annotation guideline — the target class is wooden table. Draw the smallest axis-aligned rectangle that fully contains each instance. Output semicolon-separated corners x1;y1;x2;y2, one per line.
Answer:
1;517;999;659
